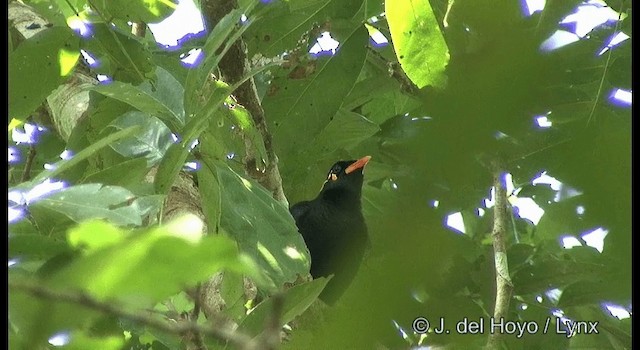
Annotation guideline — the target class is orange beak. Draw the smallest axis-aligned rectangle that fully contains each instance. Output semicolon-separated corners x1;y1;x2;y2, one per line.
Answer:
345;156;372;174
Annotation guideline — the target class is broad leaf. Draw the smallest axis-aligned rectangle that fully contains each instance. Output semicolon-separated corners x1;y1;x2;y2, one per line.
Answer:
108;111;173;166
48;218;263;303
90;0;178;23
237;277;329;337
386;0;449;88
264;25;369;160
217;165;310;287
30;184;142;226
9;26;80;120
92;70;184;131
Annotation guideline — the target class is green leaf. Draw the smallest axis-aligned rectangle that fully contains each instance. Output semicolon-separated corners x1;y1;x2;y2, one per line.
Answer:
107;111;173;166
197;156;222;233
83;23;154;84
9;279;99;349
535;197;591;242
153;141;190;194
264;25;369;160
49;218;262;303
237;277;329;337
9;234;71;260
30;125;141;184
90;0;178;23
244;0;333;57
230;106;268;163
159;60;277;195
9;26;80;120
30;184;142;226
385;0;448;88
312;109;380;152
82;157;149;187
217;165;310;287
67;219;128;252
92;78;184;132
516;183;557;205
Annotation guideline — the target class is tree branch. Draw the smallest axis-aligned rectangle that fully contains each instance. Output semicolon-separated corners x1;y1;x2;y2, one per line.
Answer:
486;161;514;349
9;280;254;349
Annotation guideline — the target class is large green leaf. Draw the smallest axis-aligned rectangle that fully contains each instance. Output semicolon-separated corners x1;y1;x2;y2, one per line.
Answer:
29;125;141;184
264;25;368;160
89;0;178;23
9;279;100;350
9;233;71;260
83;23;154;84
9;26;80;120
30;184;143;226
48;218;263;303
385;0;448;88
244;0;366;57
307;109;379;154
217;165;310;287
237;277;329;337
81;157;149;187
107;111;173;166
244;0;332;57
92;68;185;131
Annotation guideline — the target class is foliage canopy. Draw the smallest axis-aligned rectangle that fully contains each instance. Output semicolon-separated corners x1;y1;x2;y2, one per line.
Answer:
8;0;631;349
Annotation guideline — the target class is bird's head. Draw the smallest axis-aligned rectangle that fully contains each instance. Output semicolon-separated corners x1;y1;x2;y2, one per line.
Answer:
320;156;371;201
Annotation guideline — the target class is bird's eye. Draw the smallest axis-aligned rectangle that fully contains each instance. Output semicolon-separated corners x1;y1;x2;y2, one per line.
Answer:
327;173;338;181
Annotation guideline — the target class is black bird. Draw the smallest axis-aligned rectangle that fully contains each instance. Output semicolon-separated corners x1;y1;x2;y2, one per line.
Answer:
290;156;371;304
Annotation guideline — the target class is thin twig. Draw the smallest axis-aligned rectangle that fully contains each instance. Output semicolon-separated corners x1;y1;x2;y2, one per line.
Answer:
21;146;36;182
9;280;253;349
485;160;513;350
586;0;625;126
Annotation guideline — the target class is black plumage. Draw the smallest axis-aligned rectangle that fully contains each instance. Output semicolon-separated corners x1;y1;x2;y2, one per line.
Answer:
290;156;371;304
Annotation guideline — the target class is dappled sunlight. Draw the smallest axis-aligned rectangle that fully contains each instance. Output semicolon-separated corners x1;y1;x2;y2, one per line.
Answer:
522;0;545;16
67;18;92;37
539;0;625;52
561;225;610;253
602;302;631;320
11;122;46;145
365;24;389;47
540;30;580;51
581;227;608;253
609;88;632;107
148;0;205;47
561;235;582;249
180;48;203;67
535;112;553;128
283;246;306;261
561;1;621;38
48;332;71;347
445;212;465;234
96;74;111;83
598;31;630;55
309;32;340;56
59;49;80;76
163;213;205;243
8;147;19;164
257;242;283;275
